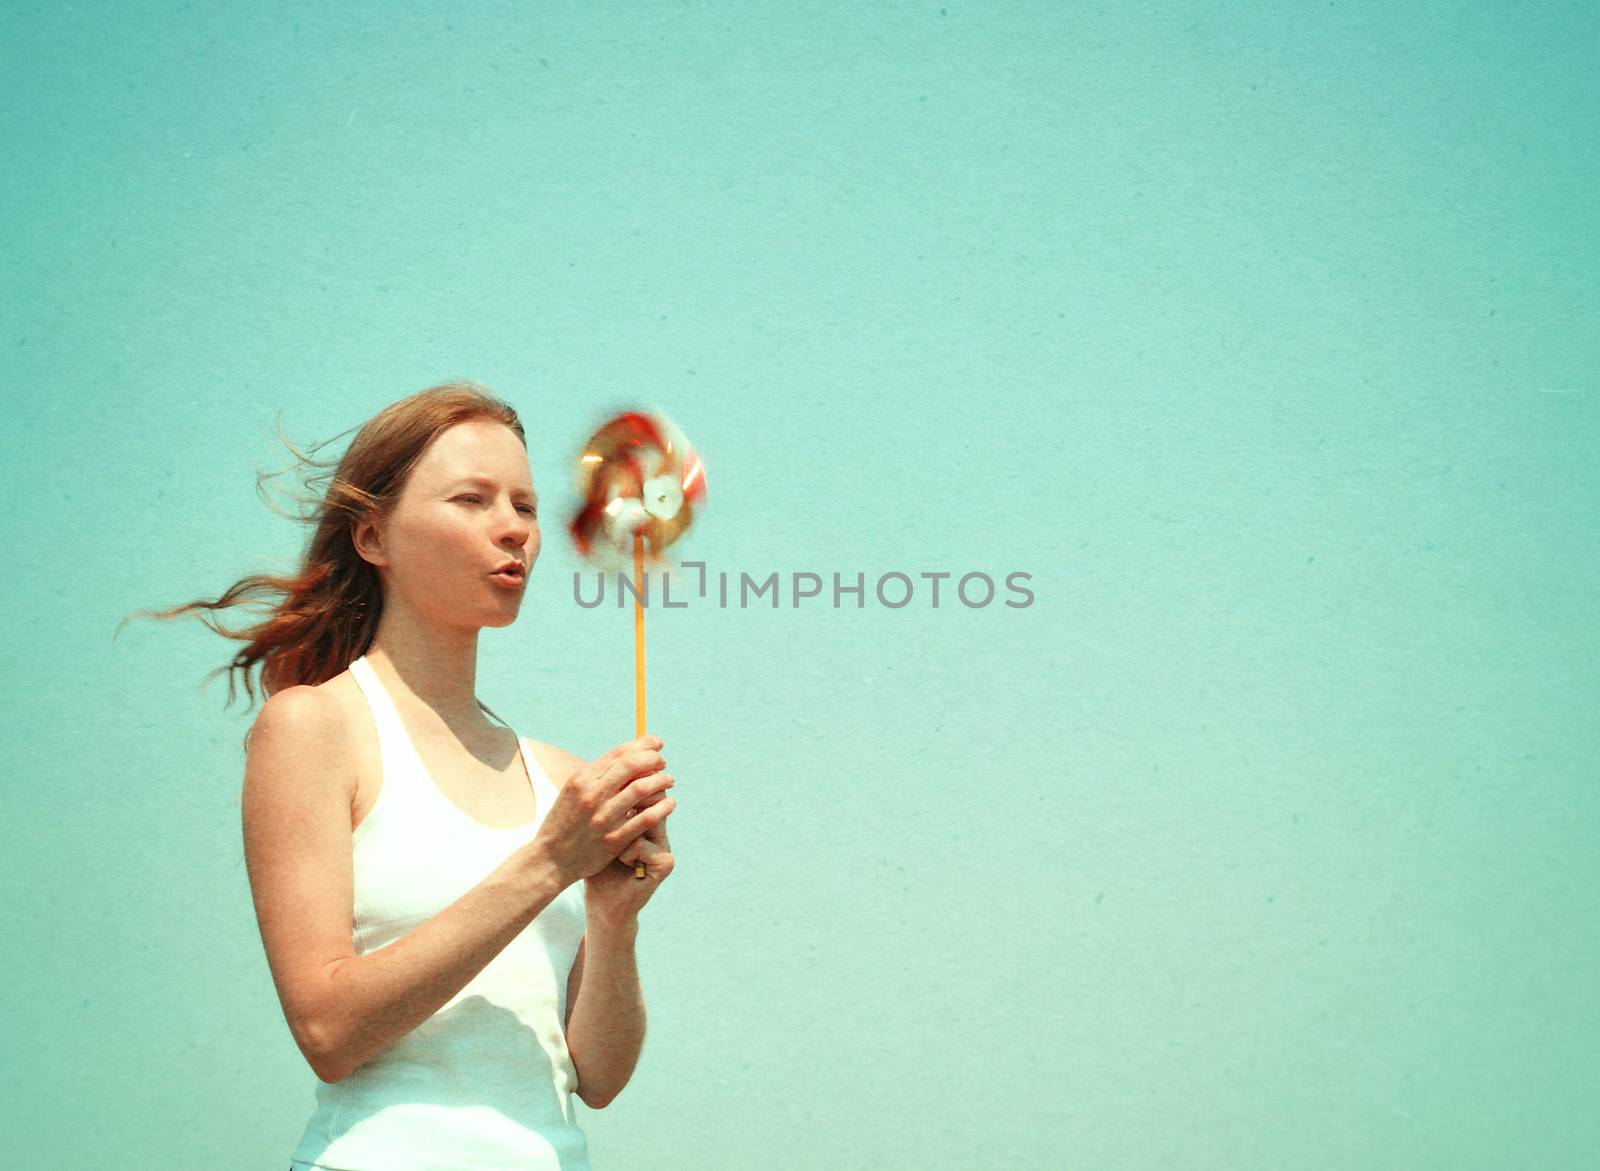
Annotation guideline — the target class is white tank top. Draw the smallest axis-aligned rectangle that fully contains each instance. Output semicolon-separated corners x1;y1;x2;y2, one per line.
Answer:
289;654;592;1171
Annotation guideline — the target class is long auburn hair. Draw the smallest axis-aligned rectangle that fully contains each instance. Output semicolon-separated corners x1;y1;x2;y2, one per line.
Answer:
118;380;526;752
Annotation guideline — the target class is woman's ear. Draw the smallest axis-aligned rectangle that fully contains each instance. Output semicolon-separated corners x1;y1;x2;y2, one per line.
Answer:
351;514;386;568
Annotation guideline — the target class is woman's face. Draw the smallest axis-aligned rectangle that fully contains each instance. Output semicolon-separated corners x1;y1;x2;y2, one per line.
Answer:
362;418;541;629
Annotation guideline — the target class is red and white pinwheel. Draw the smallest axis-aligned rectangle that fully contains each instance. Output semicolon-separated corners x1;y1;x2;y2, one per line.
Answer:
567;409;707;877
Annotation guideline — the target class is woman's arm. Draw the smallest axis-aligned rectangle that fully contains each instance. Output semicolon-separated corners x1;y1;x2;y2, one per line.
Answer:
565;917;646;1109
243;687;568;1084
539;738;654;1109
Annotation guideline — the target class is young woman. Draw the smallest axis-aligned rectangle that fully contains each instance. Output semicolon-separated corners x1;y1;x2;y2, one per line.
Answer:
140;382;677;1169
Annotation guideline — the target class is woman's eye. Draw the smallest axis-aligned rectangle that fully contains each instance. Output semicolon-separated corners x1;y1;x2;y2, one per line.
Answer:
456;494;535;518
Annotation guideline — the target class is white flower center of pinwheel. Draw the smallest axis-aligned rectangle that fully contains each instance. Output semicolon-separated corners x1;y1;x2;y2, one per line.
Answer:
642;473;683;520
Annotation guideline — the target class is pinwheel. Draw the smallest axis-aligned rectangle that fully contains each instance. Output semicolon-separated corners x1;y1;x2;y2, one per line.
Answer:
568;410;707;877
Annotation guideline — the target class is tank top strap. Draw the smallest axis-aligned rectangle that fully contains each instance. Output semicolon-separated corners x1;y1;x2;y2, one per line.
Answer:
348;654;435;799
517;735;562;815
348;654;409;744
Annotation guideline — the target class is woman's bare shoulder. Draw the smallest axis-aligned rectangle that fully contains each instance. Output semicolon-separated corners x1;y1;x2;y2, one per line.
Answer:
243;683;358;824
526;738;588;790
250;681;350;752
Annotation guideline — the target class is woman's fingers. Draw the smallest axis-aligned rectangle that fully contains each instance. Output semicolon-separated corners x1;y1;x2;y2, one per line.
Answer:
619;800;675;862
605;767;674;821
609;794;676;849
602;749;664;787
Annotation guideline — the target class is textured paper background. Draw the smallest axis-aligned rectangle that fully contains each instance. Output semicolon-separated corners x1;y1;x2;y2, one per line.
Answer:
3;2;1596;1167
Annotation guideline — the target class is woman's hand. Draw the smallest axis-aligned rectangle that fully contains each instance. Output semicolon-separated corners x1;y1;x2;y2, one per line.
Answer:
533;735;676;890
585;782;676;927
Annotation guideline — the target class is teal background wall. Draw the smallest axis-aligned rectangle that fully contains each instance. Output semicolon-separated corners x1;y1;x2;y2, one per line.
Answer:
3;2;1596;1167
